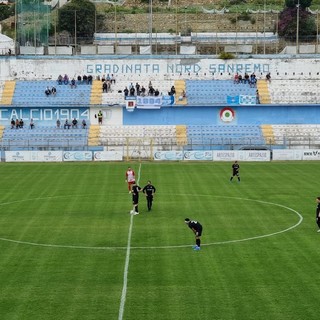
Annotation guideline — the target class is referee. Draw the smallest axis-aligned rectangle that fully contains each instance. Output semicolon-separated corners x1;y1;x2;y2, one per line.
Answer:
185;218;203;251
142;180;156;211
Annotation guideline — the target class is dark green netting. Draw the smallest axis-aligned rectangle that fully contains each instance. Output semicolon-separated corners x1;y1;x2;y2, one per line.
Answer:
16;0;51;46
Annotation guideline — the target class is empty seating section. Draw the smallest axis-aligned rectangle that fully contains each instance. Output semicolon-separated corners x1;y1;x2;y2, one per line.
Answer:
2;127;89;148
0;81;16;105
185;80;256;105
269;80;320;104
99;125;177;145
187;125;265;147
271;124;320;145
12;81;92;106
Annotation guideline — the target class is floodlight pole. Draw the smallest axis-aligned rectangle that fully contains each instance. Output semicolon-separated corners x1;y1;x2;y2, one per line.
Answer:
149;0;153;55
74;10;77;55
14;0;17;55
296;0;300;54
263;0;266;54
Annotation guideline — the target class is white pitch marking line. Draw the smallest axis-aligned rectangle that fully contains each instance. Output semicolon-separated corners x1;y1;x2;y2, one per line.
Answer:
118;163;142;320
118;213;134;320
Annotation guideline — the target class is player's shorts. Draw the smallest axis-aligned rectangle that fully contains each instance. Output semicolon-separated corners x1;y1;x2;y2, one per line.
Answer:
232;171;239;176
195;227;203;237
132;196;139;205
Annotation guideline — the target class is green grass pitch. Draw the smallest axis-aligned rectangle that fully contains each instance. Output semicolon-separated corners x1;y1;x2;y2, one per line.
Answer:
0;161;319;320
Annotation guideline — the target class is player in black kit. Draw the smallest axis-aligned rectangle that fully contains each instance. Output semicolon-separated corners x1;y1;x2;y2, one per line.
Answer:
130;182;142;215
185;218;203;251
142;180;156;211
316;197;320;232
230;160;240;182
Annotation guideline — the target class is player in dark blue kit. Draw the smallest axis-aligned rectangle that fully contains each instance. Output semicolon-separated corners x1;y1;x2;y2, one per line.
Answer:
142;180;156;211
230;160;240;182
316;197;320;232
185;218;203;251
130;182;141;215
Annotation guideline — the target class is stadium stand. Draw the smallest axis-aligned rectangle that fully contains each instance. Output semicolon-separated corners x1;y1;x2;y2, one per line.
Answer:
3;78;319;108
186;125;265;149
1;126;89;149
11;81;92;106
269;80;320;104
271;124;320;146
185;80;257;105
98;125;177;146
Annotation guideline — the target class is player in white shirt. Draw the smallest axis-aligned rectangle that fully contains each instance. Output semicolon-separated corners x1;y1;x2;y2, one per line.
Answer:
125;167;136;193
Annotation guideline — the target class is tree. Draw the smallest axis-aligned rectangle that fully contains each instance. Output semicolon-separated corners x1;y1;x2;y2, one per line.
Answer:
58;0;96;39
278;0;316;41
0;4;15;22
285;0;312;9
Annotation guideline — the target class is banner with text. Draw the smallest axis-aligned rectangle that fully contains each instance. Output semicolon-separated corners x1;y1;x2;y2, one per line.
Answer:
153;151;183;161
272;149;303;161
94;151;123;161
302;149;320;160
183;151;213;161
63;151;92;162
5;151;63;162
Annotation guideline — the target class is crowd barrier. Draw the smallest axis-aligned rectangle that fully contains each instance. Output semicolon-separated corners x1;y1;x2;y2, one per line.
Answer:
3;149;320;162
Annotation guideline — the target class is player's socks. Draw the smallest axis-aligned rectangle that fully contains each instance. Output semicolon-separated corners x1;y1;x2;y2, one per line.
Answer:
196;239;200;247
230;177;233;181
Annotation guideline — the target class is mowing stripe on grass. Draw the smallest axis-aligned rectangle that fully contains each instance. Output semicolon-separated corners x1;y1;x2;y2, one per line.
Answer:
118;163;142;320
0;196;302;250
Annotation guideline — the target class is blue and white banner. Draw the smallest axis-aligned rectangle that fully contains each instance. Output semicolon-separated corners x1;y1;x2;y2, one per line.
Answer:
5;151;63;162
154;151;183;161
136;96;162;109
239;95;256;105
163;95;174;106
63;151;92;161
183;151;213;161
227;95;240;105
94;151;123;161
